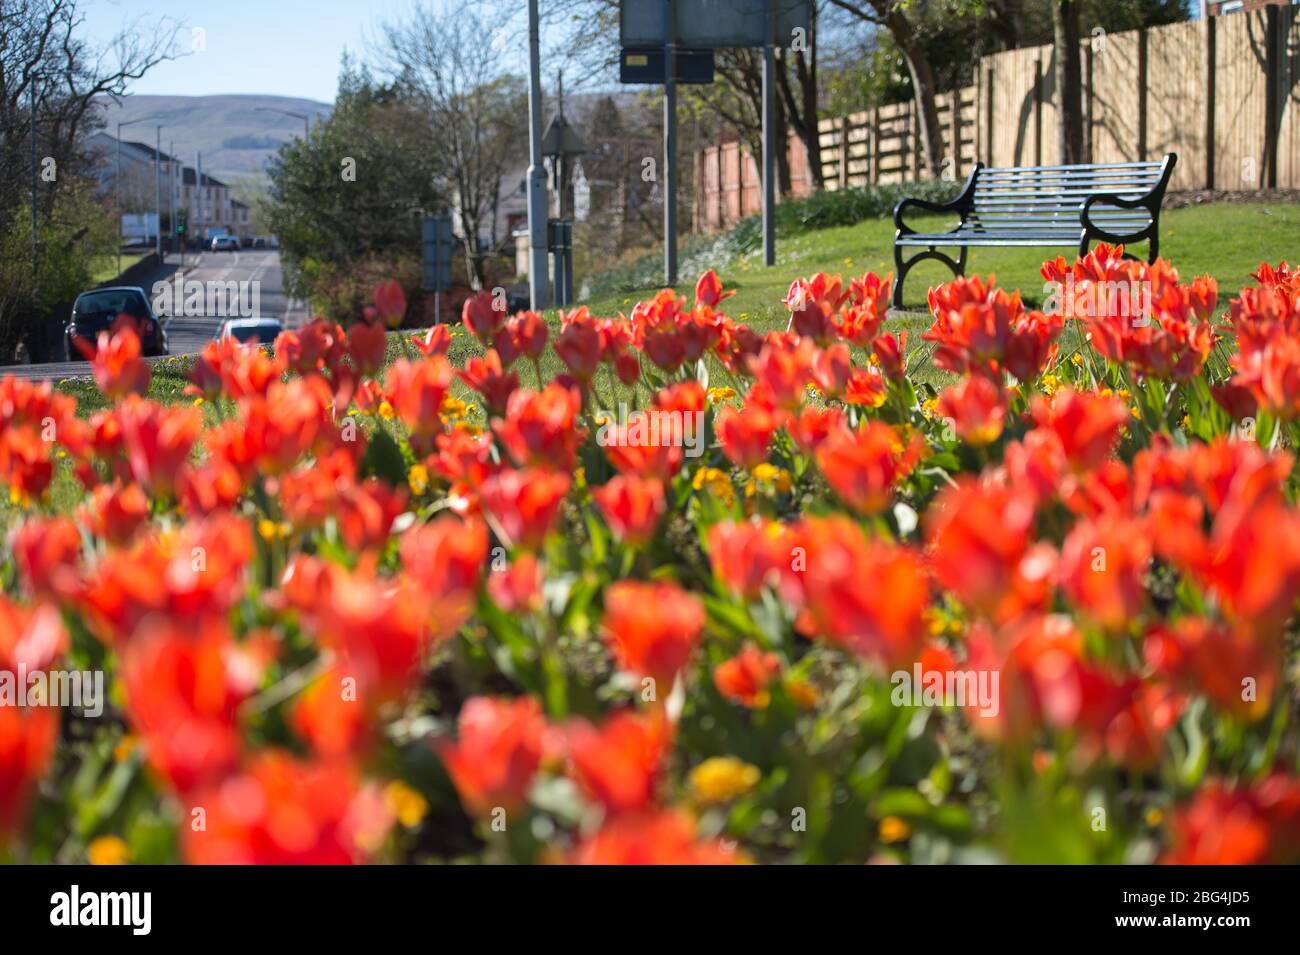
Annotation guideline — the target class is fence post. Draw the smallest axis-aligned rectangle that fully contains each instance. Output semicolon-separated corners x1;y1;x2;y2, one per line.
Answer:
949;91;962;178
839;115;849;189
911;100;922;179
1033;55;1043;166
1137;28;1148;161
1084;40;1094;163
1204;15;1216;190
716;139;725;228
985;65;995;166
871;107;880;183
1265;5;1280;189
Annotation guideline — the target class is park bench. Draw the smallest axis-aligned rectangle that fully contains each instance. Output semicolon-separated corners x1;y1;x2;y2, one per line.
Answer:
890;154;1177;309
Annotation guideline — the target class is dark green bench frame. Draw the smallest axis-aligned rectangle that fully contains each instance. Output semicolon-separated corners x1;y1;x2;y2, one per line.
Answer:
890;153;1177;309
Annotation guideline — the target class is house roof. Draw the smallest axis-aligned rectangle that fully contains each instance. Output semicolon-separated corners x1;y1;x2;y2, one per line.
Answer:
122;140;183;164
181;168;229;188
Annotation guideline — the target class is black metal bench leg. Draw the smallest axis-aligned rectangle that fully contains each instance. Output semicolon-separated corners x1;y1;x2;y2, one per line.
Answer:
892;245;965;309
892;238;908;309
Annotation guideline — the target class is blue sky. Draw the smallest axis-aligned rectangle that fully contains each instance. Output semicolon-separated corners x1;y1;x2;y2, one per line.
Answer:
82;0;426;102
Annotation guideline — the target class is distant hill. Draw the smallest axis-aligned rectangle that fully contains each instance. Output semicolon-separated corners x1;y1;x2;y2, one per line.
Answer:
93;94;333;183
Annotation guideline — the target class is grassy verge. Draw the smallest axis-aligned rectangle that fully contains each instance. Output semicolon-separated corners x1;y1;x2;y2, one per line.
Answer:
89;252;149;285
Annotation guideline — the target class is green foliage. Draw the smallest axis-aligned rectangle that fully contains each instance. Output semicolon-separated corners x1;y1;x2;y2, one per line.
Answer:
0;184;116;358
265;60;445;304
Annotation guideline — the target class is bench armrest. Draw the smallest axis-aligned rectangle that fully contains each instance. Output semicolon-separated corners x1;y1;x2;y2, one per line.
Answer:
893;164;980;235
1079;153;1177;236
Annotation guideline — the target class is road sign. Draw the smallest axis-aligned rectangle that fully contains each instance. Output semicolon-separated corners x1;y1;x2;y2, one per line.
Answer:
421;215;453;292
620;47;715;84
620;0;809;48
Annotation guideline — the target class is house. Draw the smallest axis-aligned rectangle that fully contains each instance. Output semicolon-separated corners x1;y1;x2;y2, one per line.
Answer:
86;132;245;242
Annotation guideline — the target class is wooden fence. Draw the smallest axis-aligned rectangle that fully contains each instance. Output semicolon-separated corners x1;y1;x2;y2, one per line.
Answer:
692;5;1300;227
818;88;979;190
692;133;814;233
978;7;1300;191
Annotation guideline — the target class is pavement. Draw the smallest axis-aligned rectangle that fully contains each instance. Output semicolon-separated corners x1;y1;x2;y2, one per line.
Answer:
5;249;306;382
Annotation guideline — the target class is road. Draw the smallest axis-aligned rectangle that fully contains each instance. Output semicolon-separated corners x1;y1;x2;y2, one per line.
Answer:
5;249;306;382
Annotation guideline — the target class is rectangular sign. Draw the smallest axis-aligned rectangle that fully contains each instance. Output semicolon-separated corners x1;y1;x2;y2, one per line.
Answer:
619;47;715;84
421;215;454;291
620;0;810;48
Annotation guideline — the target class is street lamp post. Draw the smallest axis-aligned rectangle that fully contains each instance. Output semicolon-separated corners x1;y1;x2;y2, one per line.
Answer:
155;125;164;261
526;0;549;310
254;106;310;138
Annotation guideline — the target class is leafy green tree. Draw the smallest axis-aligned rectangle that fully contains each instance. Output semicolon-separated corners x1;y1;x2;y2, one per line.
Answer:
265;59;446;303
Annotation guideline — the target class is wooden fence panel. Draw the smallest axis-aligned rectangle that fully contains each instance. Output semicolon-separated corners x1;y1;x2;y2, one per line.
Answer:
1144;20;1208;190
1215;10;1272;189
709;12;1298;228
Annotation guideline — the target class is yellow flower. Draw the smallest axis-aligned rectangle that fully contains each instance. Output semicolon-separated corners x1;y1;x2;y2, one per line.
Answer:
707;386;737;404
1145;807;1165;828
1071;352;1084;367
377;400;396;420
1041;373;1061;396
408;464;429;496
878;816;911;844
257;519;290;542
384;781;429;829
88;836;132;866
113;735;138;764
193;397;205;406
440;395;469;420
785;677;819;710
693;467;735;507
920;397;939;419
689;757;761;805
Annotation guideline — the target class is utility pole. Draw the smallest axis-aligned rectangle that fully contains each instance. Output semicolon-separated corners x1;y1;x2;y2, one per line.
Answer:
663;0;678;285
155;126;164;260
30;80;38;285
169;140;178;263
196;151;203;263
761;0;776;267
526;0;549;310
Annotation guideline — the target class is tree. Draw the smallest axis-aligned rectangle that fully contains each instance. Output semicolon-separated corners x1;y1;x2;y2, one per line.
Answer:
0;0;178;361
379;4;528;289
828;0;952;178
1053;1;1084;165
265;59;446;303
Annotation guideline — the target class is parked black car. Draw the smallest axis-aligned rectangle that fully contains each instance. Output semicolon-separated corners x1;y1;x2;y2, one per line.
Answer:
66;287;168;358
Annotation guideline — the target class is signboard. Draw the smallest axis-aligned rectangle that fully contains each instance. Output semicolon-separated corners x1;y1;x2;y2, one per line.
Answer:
421;215;454;292
620;47;715;84
620;0;810;48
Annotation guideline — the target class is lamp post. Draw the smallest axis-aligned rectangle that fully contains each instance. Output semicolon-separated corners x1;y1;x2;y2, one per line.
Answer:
526;0;549;310
155;125;166;260
116;116;153;276
254;106;310;137
541;72;586;308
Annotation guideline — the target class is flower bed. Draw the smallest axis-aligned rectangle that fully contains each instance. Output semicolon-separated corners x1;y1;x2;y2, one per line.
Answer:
2;250;1300;864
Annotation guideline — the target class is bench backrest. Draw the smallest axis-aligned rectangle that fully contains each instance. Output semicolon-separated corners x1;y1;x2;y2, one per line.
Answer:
969;158;1170;210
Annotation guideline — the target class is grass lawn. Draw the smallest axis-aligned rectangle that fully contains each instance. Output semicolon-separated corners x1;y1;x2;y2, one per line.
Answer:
89;251;149;285
12;200;1295;531
46;200;1300;413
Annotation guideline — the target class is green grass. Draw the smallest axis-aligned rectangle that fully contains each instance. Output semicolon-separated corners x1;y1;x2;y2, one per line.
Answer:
42;200;1300;413
584;201;1300;327
89;252;149;285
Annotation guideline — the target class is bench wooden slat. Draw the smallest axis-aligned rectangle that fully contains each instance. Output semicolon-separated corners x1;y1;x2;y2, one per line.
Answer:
978;161;1164;173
